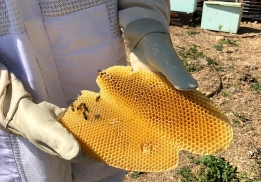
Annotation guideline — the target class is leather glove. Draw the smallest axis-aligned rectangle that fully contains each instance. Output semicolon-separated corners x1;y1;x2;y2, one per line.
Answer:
0;65;96;163
124;19;198;90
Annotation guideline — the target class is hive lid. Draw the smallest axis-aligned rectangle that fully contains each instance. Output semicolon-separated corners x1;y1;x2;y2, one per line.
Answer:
205;1;244;8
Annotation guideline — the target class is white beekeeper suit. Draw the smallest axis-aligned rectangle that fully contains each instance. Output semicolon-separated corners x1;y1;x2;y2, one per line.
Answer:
0;0;198;181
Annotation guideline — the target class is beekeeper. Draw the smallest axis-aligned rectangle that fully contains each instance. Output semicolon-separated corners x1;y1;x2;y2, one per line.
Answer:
0;0;198;181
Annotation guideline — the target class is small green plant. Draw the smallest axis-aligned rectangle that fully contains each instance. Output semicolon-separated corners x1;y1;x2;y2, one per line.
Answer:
187;30;198;36
214;65;223;71
238;160;261;181
178;45;221;72
251;82;261;94
179;44;204;60
183;60;201;72
238;172;254;182
221;39;238;46
228;65;234;70
178;45;204;72
176;155;239;182
213;44;224;51
252;160;261;181
206;57;218;66
246;124;255;131
130;171;145;179
213;39;238;52
232;119;240;125
233;112;249;122
222;92;229;97
198;155;239;182
177;155;261;182
188;155;201;165
218;24;223;31
176;166;198;182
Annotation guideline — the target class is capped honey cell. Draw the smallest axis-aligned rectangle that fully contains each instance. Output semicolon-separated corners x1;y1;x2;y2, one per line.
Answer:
60;66;233;172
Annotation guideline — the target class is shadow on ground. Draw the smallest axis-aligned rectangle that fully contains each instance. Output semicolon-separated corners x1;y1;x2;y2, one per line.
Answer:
238;26;261;34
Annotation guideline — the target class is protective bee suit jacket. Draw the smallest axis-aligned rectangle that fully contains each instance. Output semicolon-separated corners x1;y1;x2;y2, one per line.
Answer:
0;0;170;181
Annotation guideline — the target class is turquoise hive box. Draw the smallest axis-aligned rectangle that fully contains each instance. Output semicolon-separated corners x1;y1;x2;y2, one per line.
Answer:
170;0;198;13
201;1;244;33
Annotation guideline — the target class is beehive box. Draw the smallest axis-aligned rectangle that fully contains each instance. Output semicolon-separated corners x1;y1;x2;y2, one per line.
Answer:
170;11;196;26
60;66;233;172
201;1;244;33
170;0;198;13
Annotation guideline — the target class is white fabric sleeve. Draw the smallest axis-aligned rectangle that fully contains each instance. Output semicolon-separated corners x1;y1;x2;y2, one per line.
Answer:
0;64;10;132
118;0;170;31
0;63;31;133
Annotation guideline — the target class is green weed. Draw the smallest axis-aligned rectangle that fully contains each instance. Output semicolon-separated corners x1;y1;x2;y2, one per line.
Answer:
183;60;201;72
179;44;204;60
187;30;198;36
178;45;221;72
232;119;240;125
251;82;261;94
238;160;261;181
214;65;223;71
233;112;249;122
130;171;145;179
218;24;223;31
206;57;218;66
223;92;229;97
213;39;238;52
177;156;261;182
188;155;201;165
221;39;238;46
176;166;198;182
228;65;234;70
198;155;238;182
176;155;239;182
178;45;204;72
246;124;255;131
238;172;254;182
213;44;224;51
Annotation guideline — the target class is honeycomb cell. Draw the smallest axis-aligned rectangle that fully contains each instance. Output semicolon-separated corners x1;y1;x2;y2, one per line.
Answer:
59;66;233;172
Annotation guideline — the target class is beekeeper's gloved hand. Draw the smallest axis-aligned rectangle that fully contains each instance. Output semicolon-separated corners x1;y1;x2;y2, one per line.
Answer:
124;19;198;90
0;64;96;164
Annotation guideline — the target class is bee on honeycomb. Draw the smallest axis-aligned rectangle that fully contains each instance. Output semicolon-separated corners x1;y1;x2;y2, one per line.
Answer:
94;114;100;119
60;66;233;172
82;103;88;112
96;95;101;102
70;103;75;112
82;111;88;120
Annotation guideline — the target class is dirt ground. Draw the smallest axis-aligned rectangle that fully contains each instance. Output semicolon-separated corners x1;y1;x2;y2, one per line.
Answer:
124;22;261;181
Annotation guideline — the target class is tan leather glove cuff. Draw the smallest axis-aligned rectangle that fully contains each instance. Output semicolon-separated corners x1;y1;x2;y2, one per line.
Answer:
124;19;169;51
1;73;31;131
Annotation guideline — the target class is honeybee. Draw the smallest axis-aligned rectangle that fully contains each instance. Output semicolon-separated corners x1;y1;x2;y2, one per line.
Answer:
70;103;75;112
95;114;100;119
82;103;88;112
77;103;84;110
96;95;101;102
83;111;88;120
98;70;106;77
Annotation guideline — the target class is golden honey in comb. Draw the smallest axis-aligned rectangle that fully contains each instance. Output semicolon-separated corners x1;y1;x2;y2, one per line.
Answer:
60;66;233;172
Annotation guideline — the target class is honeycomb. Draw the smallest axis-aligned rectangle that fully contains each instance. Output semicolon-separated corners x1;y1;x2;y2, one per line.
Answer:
60;66;233;172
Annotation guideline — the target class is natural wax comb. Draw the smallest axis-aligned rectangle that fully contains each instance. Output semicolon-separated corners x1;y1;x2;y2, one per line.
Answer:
60;66;233;172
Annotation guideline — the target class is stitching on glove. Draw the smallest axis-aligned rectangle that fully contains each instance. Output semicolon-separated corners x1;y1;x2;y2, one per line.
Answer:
4;95;31;128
